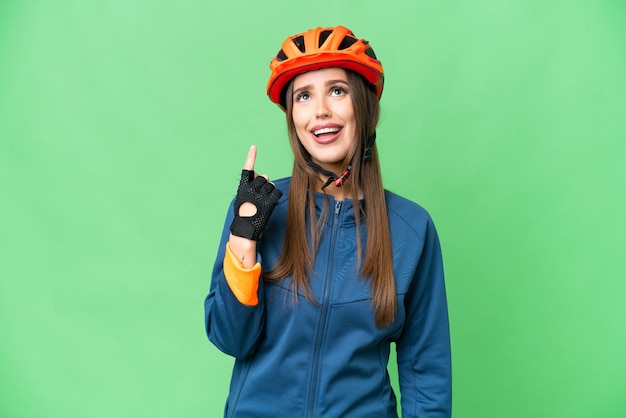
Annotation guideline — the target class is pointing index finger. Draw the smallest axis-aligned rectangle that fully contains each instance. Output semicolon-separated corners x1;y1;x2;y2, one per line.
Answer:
243;145;257;171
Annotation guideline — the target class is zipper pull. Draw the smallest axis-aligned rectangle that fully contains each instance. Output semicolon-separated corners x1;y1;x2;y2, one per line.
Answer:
334;200;342;217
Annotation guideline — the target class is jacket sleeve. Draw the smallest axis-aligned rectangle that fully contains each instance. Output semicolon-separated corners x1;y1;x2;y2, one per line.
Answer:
396;216;452;418
203;200;266;359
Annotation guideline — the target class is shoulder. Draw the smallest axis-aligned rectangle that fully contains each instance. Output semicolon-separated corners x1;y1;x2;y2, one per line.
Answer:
273;176;291;192
384;190;435;241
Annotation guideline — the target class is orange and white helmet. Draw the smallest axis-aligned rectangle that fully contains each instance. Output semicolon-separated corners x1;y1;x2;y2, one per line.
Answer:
266;26;384;110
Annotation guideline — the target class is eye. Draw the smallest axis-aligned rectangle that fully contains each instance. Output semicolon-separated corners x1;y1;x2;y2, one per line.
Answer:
330;86;348;97
295;91;311;102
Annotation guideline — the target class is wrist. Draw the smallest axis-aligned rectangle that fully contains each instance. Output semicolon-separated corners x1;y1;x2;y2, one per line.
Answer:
228;234;257;268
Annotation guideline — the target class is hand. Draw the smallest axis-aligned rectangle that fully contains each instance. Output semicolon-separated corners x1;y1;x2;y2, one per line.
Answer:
230;146;282;241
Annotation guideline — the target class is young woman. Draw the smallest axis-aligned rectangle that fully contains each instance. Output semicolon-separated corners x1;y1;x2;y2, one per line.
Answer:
204;25;451;418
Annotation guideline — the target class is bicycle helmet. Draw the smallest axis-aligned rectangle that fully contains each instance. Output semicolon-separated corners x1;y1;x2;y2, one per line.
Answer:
267;26;384;110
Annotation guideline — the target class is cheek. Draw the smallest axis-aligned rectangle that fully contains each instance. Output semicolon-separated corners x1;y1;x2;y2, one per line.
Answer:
294;125;309;143
341;112;357;136
293;116;312;142
291;106;307;125
337;104;356;128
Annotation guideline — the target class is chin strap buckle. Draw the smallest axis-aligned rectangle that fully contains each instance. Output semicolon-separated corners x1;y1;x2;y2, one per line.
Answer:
320;164;352;190
334;164;352;187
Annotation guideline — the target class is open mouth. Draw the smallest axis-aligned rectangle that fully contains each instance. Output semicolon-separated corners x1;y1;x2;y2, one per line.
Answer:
313;126;341;138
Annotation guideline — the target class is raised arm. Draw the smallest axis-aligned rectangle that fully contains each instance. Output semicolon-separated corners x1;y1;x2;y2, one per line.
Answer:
204;145;282;358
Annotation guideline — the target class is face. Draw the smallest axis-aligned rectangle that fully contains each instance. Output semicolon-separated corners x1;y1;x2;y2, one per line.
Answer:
291;67;357;175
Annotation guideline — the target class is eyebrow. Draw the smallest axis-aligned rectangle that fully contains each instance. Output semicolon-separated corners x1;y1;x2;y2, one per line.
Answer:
293;79;349;96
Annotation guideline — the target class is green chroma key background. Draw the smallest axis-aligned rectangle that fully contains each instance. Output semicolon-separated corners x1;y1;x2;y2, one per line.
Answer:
1;1;624;417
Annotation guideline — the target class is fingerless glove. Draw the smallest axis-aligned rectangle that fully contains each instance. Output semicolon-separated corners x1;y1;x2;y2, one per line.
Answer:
230;170;282;240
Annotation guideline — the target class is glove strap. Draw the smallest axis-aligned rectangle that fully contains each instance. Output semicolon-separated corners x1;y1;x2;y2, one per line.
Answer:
230;216;257;240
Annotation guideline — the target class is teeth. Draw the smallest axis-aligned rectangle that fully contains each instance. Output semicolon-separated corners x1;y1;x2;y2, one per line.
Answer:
314;127;340;136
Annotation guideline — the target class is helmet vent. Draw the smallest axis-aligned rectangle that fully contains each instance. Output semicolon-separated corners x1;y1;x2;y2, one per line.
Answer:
338;36;357;50
276;49;288;62
293;35;306;52
364;46;377;59
318;30;332;47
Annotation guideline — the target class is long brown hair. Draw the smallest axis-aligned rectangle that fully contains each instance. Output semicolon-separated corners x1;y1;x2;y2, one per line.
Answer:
265;70;396;328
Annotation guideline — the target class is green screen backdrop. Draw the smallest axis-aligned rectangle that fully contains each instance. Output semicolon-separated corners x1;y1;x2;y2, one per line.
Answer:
1;1;625;417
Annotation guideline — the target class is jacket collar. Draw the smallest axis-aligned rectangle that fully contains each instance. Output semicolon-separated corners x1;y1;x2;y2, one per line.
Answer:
312;190;364;226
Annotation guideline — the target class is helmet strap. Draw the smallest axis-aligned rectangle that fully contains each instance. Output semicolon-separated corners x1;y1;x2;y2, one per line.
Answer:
363;131;376;162
306;131;376;191
306;161;352;191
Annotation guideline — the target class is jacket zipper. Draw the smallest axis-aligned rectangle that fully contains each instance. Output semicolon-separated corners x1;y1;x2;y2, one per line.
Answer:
307;200;342;418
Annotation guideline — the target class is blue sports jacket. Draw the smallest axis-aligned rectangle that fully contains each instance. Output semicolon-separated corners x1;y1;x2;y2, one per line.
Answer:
204;177;451;417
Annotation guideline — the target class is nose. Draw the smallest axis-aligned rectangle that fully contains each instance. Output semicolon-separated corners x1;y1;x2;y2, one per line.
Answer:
315;97;331;119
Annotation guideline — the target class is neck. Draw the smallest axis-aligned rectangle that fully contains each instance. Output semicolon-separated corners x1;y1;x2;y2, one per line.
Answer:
313;173;364;201
306;160;356;201
315;179;347;201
